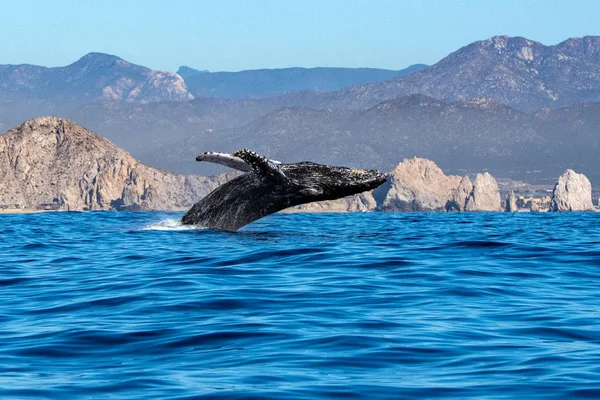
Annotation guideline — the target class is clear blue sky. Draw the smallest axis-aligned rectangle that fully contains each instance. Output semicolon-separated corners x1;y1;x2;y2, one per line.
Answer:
0;0;598;72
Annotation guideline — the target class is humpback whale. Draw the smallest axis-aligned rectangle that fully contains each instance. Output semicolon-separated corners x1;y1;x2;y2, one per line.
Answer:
182;149;387;231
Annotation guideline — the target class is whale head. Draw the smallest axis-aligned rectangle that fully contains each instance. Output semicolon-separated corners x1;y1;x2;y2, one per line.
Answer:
283;162;387;202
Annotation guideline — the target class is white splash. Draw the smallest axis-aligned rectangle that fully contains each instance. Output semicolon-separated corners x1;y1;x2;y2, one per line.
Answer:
142;218;205;231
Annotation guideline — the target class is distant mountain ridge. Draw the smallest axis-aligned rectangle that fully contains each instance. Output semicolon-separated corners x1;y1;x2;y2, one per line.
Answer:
0;53;194;127
288;36;600;110
0;52;193;104
179;64;428;99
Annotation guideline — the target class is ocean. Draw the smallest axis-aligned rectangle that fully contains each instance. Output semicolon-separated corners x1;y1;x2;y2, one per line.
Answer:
1;211;599;399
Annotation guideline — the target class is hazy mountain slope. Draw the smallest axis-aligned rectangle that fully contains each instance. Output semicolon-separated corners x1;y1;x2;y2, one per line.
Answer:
147;95;545;176
148;107;364;175
534;102;600;176
62;97;287;158
145;95;600;184
181;64;427;99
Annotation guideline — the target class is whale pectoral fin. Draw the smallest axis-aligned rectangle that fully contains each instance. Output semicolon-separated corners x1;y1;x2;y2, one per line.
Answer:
232;148;288;184
195;152;252;172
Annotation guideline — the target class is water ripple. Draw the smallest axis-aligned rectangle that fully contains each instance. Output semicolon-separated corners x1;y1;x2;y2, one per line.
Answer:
0;212;599;398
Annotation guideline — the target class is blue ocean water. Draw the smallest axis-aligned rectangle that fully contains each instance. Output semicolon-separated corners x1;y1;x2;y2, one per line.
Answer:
1;212;600;399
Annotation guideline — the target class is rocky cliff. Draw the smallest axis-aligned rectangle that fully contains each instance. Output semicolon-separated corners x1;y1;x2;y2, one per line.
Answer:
465;173;502;211
380;158;462;211
550;169;594;211
446;176;473;212
285;192;377;213
0;117;225;211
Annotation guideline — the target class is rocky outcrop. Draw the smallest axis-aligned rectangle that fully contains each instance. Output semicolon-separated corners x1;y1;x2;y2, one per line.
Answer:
550;169;593;211
0;117;225;211
465;173;502;211
380;158;462;212
446;176;473;211
285;192;377;213
505;190;518;212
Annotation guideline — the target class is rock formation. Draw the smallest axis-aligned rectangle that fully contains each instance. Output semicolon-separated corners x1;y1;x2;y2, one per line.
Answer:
550;169;593;211
285;192;377;213
380;158;462;212
464;173;502;211
0;119;510;214
0;117;226;211
446;176;473;212
505;190;518;212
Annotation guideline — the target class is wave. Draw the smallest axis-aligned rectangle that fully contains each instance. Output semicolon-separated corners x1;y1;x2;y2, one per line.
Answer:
142;218;206;231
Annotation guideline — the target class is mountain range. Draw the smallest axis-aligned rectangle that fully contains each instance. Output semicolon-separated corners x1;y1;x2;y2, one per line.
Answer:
178;64;427;99
0;54;425;129
0;52;192;102
2;35;600;186
255;36;600;111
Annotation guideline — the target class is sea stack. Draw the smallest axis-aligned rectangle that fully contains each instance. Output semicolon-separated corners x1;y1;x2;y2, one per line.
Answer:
380;158;462;212
465;172;502;211
505;190;517;212
445;176;473;212
550;169;593;211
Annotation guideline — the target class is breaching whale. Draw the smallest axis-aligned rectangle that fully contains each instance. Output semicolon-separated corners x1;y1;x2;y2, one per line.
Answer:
182;148;387;231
